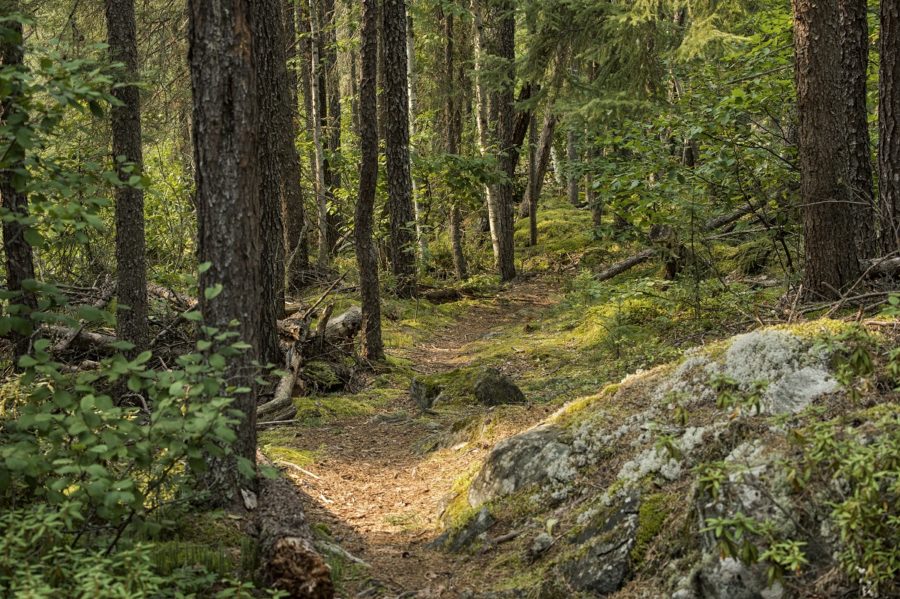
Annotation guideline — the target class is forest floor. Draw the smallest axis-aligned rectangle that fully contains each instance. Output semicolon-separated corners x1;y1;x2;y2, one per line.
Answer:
262;274;569;597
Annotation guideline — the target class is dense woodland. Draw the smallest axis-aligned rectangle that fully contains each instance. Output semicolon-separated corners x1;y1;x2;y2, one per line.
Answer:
1;0;899;597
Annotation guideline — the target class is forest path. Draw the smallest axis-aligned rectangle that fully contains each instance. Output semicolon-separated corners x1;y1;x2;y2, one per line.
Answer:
276;274;565;598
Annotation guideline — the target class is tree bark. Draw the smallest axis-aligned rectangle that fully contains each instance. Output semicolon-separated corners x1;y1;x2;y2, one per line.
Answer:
256;453;335;598
519;111;556;220
252;0;293;366
383;0;418;297
307;0;330;268
356;0;385;361
793;0;861;298
527;114;538;246
1;5;37;364
839;0;877;259
321;0;343;255
105;0;148;357
474;0;516;282
188;0;261;505
567;128;579;206
407;14;429;268
282;0;310;281
880;0;900;253
445;10;468;281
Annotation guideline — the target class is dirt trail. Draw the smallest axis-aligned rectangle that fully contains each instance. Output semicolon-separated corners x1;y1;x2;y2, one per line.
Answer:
277;275;563;598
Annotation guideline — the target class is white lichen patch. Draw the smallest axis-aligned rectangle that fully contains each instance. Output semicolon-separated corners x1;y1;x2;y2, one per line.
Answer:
655;329;838;415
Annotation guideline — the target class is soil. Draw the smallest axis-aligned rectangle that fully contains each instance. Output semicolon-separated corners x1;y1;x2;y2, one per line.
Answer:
276;275;564;598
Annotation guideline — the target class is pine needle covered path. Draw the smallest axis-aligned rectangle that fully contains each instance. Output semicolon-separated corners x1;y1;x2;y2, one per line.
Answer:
262;275;563;597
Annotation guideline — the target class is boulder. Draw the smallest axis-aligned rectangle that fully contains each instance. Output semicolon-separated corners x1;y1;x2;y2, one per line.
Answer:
558;493;641;595
474;368;526;406
468;425;573;507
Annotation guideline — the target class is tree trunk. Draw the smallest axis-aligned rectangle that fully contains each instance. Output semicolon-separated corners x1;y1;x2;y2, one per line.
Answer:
307;0;330;268
105;0;149;357
527;114;538;246
282;0;310;281
356;0;385;361
445;10;468;281
0;5;37;362
519;111;556;220
256;453;335;598
793;0;861;297
880;0;900;253
474;0;516;282
321;0;343;255
188;0;261;505
407;14;429;269
566;128;579;206
383;0;418;297
254;0;308;365
838;0;877;259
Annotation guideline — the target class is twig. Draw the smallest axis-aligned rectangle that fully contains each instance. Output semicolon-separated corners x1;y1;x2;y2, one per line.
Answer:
300;273;347;321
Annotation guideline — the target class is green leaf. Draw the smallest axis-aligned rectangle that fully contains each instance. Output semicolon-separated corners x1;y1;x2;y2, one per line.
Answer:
204;284;223;300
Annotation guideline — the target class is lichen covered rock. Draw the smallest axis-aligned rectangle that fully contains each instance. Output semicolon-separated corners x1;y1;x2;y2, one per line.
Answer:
468;425;573;507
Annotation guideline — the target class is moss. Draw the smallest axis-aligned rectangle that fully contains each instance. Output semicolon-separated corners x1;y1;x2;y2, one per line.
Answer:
442;461;484;529
771;318;854;341
292;389;399;426
630;493;674;567
302;360;341;389
262;445;318;467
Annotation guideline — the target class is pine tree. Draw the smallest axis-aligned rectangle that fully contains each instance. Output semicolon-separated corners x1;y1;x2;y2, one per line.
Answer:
793;0;861;297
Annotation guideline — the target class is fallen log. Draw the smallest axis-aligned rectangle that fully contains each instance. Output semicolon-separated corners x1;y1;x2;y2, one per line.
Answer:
52;286;115;354
45;325;118;352
322;306;361;341
595;249;656;282
863;256;900;276
258;347;302;423
256;452;335;599
594;206;764;282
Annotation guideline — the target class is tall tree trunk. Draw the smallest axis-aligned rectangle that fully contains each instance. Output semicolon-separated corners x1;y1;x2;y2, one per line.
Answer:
357;0;385;360
105;0;149;356
407;14;429;268
297;1;317;201
254;0;307;365
567;129;579;206
0;5;37;362
308;0;330;268
350;41;361;136
383;0;418;297
474;0;516;282
321;0;343;254
793;0;861;297
587;147;601;230
282;0;310;281
445;10;468;280
880;0;900;253
527;114;538;246
839;0;877;259
188;0;261;504
519;111;556;219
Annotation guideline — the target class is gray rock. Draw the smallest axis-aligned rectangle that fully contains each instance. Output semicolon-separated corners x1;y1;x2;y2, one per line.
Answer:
468;425;573;507
410;377;442;411
558;493;640;595
474;368;526;406
697;556;773;599
529;532;554;558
